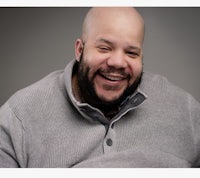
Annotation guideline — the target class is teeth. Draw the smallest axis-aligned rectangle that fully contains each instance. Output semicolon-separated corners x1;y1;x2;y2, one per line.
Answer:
102;74;125;81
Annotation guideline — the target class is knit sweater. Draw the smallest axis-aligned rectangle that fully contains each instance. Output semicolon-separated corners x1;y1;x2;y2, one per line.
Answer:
0;59;200;168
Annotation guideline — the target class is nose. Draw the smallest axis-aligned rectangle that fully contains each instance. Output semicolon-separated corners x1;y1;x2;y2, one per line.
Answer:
106;50;128;69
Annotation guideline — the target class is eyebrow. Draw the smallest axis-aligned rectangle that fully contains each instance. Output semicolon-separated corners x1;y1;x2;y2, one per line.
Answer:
95;38;114;47
95;38;141;51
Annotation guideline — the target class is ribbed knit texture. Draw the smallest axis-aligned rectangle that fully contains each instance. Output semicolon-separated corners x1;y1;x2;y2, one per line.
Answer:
0;60;200;167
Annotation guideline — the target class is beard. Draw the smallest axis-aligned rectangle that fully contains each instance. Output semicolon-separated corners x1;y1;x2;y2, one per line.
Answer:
76;52;143;114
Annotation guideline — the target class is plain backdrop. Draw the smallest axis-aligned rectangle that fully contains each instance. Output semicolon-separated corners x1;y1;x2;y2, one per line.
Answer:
0;7;200;106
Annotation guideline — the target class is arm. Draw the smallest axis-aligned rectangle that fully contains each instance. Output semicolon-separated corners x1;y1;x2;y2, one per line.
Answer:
0;102;25;168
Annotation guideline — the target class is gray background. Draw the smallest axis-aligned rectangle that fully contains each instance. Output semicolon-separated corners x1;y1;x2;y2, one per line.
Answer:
0;7;200;106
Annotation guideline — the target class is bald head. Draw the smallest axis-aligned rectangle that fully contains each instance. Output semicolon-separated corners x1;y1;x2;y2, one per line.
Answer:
81;7;145;44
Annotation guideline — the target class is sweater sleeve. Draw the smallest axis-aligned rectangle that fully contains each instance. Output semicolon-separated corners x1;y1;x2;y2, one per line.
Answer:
0;102;26;168
189;95;200;167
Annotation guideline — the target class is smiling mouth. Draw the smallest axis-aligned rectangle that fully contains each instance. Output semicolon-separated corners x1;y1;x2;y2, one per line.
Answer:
99;72;127;82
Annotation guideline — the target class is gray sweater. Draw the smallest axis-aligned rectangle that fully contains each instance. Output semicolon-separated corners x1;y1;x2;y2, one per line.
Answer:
0;60;200;168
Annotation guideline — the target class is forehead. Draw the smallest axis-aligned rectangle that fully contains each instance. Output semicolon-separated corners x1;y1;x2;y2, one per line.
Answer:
84;8;144;45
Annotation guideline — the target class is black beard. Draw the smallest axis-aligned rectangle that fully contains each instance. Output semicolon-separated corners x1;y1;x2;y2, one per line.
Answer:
76;55;143;115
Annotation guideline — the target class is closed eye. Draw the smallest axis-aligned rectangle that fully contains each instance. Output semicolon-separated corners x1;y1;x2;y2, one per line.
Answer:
97;46;112;53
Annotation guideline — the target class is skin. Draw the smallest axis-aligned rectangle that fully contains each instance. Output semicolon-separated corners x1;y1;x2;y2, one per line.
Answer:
73;7;145;117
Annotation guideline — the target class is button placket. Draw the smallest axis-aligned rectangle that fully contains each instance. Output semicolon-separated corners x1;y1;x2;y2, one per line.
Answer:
103;125;116;153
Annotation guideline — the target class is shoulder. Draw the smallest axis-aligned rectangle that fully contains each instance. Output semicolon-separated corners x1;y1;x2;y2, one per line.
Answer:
11;70;64;98
139;72;200;129
140;71;199;106
5;70;66;118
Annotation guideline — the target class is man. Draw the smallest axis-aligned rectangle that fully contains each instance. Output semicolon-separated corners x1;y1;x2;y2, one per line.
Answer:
0;7;200;168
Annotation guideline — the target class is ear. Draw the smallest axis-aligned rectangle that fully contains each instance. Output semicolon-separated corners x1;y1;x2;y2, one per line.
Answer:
75;39;84;62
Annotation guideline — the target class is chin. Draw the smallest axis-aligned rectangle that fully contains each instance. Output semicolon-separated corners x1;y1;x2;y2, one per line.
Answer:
98;94;122;103
102;96;120;102
96;89;125;101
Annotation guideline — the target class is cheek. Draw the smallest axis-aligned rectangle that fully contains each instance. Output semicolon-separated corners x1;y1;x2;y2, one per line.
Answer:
83;56;107;79
83;47;109;65
128;61;143;83
84;60;101;81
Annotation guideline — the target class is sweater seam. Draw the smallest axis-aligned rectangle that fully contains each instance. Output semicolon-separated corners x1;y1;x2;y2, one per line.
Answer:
7;102;26;167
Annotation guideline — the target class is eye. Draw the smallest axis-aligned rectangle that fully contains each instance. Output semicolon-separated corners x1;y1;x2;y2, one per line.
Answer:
126;51;139;58
97;46;111;53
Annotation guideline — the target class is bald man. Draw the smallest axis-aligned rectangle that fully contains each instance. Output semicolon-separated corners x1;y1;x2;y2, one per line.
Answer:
0;7;200;168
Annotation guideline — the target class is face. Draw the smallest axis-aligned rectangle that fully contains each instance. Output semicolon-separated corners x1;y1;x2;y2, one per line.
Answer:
75;8;144;108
